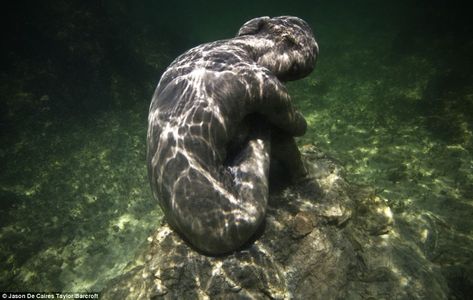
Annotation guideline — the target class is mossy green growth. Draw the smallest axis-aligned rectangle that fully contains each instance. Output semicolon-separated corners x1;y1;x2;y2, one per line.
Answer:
0;106;161;292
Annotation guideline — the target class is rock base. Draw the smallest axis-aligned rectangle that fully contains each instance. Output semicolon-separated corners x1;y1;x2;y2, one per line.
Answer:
102;145;449;299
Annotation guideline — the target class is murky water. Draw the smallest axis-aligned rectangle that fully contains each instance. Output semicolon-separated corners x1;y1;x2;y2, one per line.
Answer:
1;0;472;296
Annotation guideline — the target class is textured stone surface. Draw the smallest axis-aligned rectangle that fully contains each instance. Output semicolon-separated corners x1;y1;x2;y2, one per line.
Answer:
101;146;449;299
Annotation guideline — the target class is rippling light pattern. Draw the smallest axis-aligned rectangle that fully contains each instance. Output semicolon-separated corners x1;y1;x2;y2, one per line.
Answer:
147;16;318;254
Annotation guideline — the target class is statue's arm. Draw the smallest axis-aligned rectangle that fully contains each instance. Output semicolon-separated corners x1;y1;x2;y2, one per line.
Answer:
249;71;307;137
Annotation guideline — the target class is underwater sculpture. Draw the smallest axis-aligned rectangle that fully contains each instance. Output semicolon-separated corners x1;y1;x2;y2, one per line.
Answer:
147;16;318;254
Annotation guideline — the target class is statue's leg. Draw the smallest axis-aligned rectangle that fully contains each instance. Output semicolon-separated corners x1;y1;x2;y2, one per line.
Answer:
161;121;271;255
270;128;308;184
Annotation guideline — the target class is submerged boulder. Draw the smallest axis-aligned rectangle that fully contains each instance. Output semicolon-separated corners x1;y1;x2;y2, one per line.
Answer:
101;145;449;299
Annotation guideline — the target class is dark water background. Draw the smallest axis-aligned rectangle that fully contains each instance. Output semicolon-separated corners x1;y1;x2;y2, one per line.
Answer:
1;0;472;297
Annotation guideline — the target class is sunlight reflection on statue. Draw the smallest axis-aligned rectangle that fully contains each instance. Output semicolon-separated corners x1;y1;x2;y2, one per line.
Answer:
147;16;318;255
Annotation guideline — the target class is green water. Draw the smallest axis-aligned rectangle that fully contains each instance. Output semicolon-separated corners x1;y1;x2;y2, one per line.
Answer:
1;0;472;296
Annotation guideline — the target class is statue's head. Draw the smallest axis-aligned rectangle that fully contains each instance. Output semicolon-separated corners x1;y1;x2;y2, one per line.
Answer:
237;16;318;81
